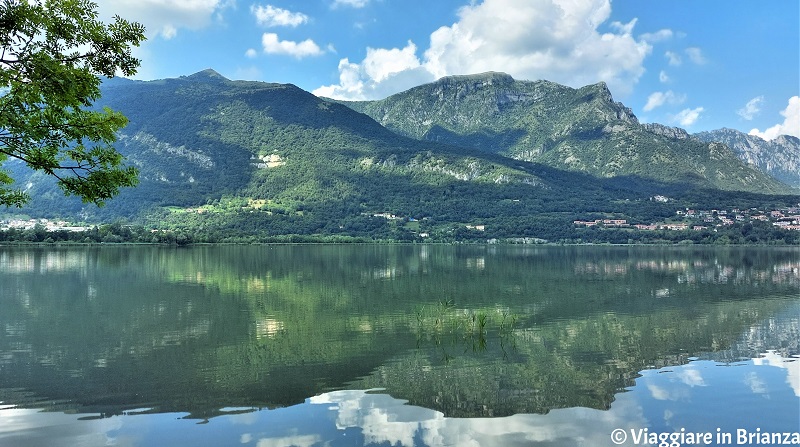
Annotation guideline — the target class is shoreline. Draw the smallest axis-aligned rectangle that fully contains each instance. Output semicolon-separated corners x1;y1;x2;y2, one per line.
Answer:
1;240;798;248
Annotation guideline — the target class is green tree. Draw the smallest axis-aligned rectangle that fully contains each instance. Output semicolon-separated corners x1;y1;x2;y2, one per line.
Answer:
0;0;145;207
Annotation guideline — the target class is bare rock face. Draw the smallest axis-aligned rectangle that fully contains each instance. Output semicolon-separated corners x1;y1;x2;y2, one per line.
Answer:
642;123;690;140
693;128;800;188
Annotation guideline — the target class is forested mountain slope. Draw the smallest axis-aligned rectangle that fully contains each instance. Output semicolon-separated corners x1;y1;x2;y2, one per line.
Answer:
3;70;797;242
338;73;791;194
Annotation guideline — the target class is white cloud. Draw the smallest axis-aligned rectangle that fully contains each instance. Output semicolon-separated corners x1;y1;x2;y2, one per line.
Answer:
737;96;764;121
677;368;706;387
647;384;672;400
643;90;685;111
639;29;673;43
685;47;706;65
749;96;800;140
610;18;637;36
659;70;670;83
744;372;767;394
313;59;364;99
307;388;649;447
316;0;652;100
423;0;650;94
671;107;704;127
314;42;435;100
665;51;682;66
261;33;324;58
363;41;422;82
251;4;309;28
332;0;369;8
95;0;232;40
752;351;800;397
245;48;258;59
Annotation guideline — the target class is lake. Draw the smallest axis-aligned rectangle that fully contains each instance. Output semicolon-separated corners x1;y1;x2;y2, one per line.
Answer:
0;245;798;446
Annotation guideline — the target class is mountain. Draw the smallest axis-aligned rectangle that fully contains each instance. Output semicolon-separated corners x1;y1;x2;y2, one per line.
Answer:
2;70;798;243
337;73;790;194
0;70;611;238
693;128;800;188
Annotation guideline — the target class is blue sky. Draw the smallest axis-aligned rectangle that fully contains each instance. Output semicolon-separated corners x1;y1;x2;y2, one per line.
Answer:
95;0;799;138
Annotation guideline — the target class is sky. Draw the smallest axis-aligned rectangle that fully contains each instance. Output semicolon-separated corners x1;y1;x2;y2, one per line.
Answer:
93;0;799;139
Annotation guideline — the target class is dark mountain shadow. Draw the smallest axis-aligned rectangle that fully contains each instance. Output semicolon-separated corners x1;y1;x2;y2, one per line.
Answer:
422;125;527;154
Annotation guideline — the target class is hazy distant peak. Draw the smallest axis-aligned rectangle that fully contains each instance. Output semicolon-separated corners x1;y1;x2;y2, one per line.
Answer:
693;127;800;188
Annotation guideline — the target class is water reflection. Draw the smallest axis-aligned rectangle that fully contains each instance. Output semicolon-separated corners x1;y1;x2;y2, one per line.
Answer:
0;245;798;444
0;249;90;274
1;353;796;447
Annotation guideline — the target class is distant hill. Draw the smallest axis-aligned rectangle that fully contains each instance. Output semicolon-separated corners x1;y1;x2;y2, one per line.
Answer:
2;70;797;243
693;128;800;189
336;72;791;194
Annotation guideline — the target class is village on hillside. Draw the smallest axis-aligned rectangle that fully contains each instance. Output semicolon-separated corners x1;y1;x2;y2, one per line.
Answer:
2;201;799;240
0;219;92;233
574;199;800;232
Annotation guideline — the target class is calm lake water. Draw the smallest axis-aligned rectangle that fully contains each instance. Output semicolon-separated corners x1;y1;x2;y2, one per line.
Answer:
0;245;798;446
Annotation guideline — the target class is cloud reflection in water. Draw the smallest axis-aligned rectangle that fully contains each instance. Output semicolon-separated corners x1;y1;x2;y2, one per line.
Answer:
0;353;797;447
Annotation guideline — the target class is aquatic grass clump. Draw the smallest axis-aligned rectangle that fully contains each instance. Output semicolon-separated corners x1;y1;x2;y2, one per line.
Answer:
412;300;519;355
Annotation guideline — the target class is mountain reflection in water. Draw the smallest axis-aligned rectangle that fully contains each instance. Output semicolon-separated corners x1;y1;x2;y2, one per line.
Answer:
1;352;797;447
0;245;798;446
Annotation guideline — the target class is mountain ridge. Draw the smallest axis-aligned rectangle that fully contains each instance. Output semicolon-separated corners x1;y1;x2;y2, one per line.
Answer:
2;69;797;243
692;128;800;188
333;71;792;195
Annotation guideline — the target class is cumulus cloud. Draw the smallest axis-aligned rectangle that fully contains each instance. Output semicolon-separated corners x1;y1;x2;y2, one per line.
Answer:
314;42;434;100
251;4;309;28
95;0;233;40
749;96;800;140
245;48;258;59
671;107;704;127
737;96;764;121
643;90;686;111
423;0;650;93
659;70;669;83
314;59;364;98
261;33;324;58
362;41;422;82
315;0;652;100
685;47;706;65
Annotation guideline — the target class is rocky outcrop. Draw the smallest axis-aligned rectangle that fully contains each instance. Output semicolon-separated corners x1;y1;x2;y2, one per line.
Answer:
693;128;800;188
642;123;690;140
